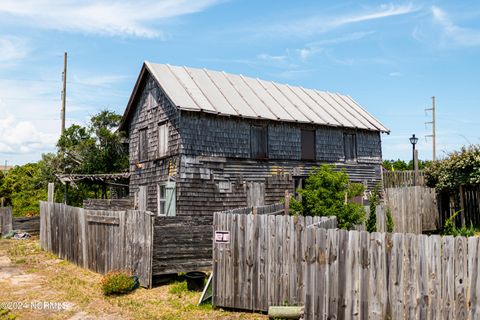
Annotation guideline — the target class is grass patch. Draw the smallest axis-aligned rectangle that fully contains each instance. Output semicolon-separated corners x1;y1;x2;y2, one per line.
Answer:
0;307;16;320
168;280;189;295
0;238;267;320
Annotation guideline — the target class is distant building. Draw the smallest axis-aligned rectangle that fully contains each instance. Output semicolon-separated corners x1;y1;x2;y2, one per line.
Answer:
1;165;14;174
119;62;389;216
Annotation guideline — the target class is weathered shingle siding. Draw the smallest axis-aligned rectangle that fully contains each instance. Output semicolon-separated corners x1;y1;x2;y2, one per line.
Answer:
357;129;382;163
180;112;250;158
268;123;301;160
126;74;181;207
126;74;181;164
315;127;345;162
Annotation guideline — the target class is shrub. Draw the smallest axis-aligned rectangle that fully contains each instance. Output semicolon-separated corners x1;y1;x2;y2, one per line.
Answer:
425;145;480;193
101;270;137;295
289;165;365;230
442;210;476;237
386;207;394;233
366;184;380;232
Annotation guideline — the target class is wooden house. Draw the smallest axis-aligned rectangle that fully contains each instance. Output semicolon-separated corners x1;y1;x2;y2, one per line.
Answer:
119;62;389;216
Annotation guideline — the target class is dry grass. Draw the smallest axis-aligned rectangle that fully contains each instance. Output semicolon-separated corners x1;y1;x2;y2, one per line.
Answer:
0;237;266;320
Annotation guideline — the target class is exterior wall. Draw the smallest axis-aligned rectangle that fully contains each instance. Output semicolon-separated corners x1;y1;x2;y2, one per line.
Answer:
125;73;182;212
176;156;381;215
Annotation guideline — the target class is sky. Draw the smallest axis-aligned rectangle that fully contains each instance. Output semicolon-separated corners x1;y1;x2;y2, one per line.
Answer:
1;0;480;165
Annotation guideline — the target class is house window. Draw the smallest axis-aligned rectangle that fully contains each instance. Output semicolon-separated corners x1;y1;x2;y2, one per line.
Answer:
251;125;268;159
157;181;176;216
344;133;357;161
301;129;315;160
138;128;148;161
158;122;169;157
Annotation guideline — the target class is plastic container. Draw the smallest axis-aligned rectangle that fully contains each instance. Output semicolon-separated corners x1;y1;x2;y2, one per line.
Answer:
185;271;206;291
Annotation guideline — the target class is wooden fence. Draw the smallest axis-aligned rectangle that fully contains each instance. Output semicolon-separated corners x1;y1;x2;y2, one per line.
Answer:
152;215;212;275
438;185;480;229
385;186;439;233
0;207;40;235
304;229;480;319
213;212;480;319
383;170;425;188
40;201;154;287
83;198;134;211
212;213;337;312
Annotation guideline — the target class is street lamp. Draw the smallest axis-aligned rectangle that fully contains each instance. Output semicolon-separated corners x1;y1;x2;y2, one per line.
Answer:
409;134;419;185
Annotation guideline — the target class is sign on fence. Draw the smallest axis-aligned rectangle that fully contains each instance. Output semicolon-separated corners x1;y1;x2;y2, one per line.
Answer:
214;231;230;243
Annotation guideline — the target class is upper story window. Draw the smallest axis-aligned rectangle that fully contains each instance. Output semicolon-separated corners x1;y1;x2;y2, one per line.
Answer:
158;122;169;158
301;129;315;160
138;128;148;162
344;133;357;161
251;125;268;159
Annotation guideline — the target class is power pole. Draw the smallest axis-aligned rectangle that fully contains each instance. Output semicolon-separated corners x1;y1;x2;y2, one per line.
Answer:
425;96;436;161
61;52;67;136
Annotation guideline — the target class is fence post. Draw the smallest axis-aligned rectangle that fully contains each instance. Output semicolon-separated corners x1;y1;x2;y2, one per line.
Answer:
284;190;290;216
48;183;55;203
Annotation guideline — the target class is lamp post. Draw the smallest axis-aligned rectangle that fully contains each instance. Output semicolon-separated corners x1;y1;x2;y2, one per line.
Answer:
409;134;419;185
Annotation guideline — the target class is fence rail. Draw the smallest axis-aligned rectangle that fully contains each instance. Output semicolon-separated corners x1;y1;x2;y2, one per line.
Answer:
213;212;480;319
40;201;154;287
383;170;425;188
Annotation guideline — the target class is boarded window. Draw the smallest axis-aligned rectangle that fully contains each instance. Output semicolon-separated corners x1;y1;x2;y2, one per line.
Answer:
158;122;169;157
138;128;148;161
301;129;315;160
157;181;176;216
344;133;357;161
251;125;268;159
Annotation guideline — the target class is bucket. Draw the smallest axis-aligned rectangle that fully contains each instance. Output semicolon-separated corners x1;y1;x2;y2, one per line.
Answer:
185;271;206;291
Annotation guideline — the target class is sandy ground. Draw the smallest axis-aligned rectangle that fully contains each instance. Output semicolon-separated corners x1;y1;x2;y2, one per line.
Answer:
0;237;266;320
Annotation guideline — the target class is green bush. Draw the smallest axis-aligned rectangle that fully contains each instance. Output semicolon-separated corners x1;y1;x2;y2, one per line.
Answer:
101;270;136;295
289;165;365;230
386;207;394;233
366;184;380;232
425;145;480;193
442;210;476;237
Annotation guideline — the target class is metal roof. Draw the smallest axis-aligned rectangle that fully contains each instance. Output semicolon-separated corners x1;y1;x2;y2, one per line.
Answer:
129;62;389;132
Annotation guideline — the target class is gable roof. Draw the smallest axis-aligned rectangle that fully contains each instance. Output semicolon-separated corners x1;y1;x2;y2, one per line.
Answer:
120;61;389;133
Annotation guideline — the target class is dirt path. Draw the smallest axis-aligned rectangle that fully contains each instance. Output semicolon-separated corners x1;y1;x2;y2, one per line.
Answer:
0;239;123;319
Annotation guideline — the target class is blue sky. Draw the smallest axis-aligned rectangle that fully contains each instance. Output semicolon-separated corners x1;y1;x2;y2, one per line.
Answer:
1;0;480;165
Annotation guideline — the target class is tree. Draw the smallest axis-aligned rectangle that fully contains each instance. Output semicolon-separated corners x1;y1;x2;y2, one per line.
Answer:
58;110;128;174
289;165;365;230
0;110;129;215
425;145;480;193
383;159;431;171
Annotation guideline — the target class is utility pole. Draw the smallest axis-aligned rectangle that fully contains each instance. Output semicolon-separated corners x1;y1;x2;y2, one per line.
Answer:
425;96;436;161
61;52;67;136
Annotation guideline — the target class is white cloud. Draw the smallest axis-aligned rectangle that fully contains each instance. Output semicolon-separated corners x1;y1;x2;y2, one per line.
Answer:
0;115;57;154
389;71;402;77
262;3;417;38
431;6;480;47
0;36;29;66
0;0;223;38
295;31;374;61
257;53;287;63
